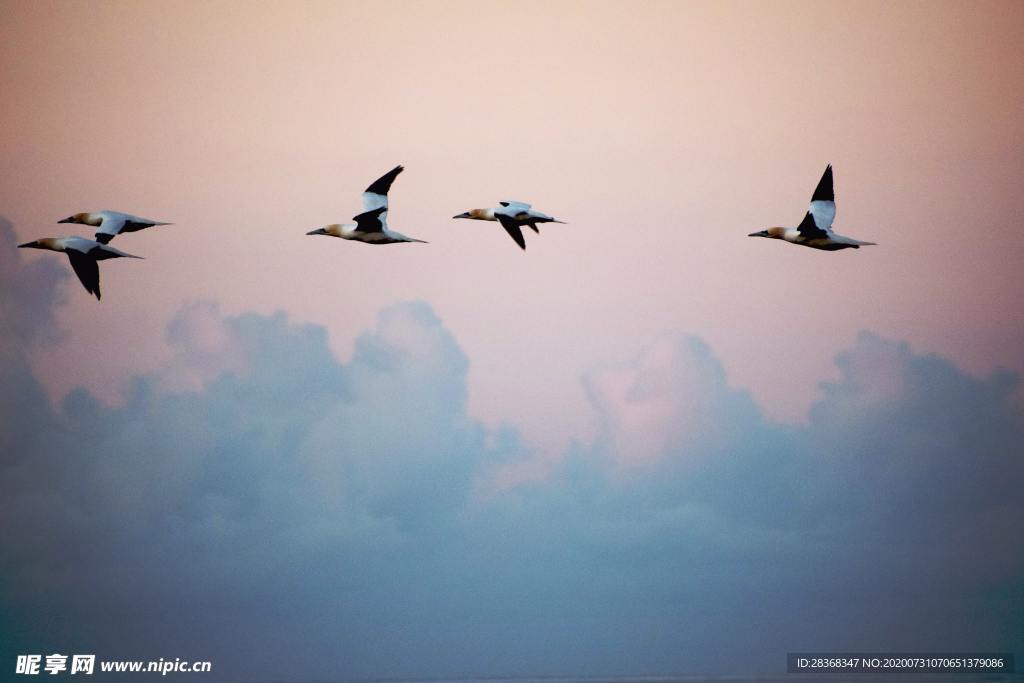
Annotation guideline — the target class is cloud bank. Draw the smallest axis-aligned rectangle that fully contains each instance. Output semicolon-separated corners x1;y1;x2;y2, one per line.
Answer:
1;220;1021;681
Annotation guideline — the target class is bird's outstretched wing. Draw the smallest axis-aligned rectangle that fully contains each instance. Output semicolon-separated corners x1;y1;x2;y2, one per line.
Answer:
94;213;127;245
67;252;101;300
352;206;388;234
361;165;404;212
495;213;526;250
356;165;403;232
496;202;534;225
797;165;836;239
94;211;170;244
809;165;836;228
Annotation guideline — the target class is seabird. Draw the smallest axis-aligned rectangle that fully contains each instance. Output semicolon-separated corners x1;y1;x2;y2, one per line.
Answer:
59;211;171;244
306;165;426;244
18;237;142;300
748;165;875;250
453;201;565;250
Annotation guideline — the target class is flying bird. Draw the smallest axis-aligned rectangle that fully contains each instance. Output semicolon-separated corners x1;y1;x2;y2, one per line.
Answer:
453;201;565;250
306;165;426;244
18;237;143;300
748;165;875;250
59;211;171;244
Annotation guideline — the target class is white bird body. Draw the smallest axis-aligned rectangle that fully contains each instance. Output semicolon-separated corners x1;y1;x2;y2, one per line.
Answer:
59;210;172;244
18;236;143;300
313;222;424;244
307;165;426;245
749;165;874;251
494;201;560;225
453;200;565;250
777;227;867;248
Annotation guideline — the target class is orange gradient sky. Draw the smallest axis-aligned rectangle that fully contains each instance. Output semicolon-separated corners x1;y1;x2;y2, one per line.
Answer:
2;0;1022;453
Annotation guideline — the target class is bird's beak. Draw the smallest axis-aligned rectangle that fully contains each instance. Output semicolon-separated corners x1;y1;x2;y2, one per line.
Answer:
452;212;470;219
306;228;325;236
18;241;40;249
748;230;768;237
57;218;73;223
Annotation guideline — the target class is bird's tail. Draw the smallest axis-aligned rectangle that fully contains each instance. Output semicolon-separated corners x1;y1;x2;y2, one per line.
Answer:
104;246;145;259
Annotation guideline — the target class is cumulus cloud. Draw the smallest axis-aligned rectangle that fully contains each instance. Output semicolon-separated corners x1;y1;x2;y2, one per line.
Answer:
0;217;67;351
583;334;762;468
159;301;249;392
0;238;1021;680
0;218;68;469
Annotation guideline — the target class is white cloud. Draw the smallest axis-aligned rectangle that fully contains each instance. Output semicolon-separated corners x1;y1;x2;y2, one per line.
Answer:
583;334;760;468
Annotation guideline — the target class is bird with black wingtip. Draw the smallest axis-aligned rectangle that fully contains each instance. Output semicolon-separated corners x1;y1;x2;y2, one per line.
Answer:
453;200;565;250
307;165;427;245
18;236;143;300
59;210;172;244
749;165;875;251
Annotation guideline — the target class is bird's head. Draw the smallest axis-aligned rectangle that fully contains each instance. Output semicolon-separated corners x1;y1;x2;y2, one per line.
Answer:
18;238;61;251
748;227;786;240
452;209;492;221
306;224;342;237
58;212;94;225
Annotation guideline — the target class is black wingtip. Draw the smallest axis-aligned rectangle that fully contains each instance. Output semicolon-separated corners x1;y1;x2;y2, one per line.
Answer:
364;165;404;196
795;210;828;239
352;205;387;224
811;164;834;202
495;214;526;250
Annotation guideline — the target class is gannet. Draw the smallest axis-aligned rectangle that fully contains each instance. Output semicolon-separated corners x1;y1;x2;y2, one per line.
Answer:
59;211;171;244
453;201;565;250
748;165;875;250
306;165;426;244
18;237;142;300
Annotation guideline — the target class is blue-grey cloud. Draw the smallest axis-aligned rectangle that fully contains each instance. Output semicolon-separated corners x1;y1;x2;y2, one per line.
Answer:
0;217;67;350
0;238;1021;681
0;218;67;472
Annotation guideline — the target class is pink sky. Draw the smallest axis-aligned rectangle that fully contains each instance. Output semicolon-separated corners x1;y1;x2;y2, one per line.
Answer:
2;0;1022;453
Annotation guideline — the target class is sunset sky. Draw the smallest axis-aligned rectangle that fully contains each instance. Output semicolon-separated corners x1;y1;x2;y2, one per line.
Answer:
1;1;1022;681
